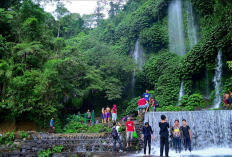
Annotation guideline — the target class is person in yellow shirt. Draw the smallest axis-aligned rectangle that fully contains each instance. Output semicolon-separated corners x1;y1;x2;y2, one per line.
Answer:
172;120;181;153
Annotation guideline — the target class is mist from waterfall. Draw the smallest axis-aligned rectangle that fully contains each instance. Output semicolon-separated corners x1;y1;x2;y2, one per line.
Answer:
213;50;223;108
186;0;198;49
143;110;232;156
131;39;145;98
168;0;186;56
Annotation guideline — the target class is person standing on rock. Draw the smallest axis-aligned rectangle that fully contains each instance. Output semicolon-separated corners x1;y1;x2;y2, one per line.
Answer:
112;104;117;122
181;119;191;153
101;107;105;123
151;99;156;112
159;115;169;157
47;117;55;134
106;105;111;123
87;110;91;123
141;122;154;156
137;95;147;115
126;117;135;148
172;120;181;153
112;122;124;153
143;89;151;104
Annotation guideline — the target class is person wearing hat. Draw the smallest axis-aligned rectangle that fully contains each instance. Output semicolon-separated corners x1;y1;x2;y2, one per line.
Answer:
126;117;135;148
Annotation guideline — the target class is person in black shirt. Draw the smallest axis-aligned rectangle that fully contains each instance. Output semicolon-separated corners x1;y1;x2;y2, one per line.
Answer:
181;119;191;152
141;122;154;156
159;115;169;157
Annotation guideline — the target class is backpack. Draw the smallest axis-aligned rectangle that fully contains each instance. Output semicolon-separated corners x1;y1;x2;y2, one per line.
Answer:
152;95;159;108
155;101;159;108
112;127;118;138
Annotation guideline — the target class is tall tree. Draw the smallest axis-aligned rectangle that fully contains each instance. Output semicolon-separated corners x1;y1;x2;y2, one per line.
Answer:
53;2;70;38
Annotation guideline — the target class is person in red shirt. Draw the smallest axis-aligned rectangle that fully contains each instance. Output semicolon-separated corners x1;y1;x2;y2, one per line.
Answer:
137;95;149;115
126;117;135;148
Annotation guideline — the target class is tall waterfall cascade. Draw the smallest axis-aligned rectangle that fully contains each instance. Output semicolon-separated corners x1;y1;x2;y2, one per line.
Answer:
168;0;186;56
143;110;232;156
131;39;145;98
186;1;198;49
213;51;223;108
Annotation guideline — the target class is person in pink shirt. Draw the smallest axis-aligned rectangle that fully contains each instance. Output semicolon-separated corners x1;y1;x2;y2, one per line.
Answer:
137;95;149;115
112;104;117;122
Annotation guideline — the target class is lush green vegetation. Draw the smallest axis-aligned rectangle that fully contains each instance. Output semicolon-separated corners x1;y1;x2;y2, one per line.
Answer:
62;117;111;133
1;0;232;128
0;132;15;145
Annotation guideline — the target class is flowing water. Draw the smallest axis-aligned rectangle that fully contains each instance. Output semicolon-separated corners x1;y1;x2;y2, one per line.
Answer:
143;110;232;156
186;0;198;50
178;80;185;105
131;39;145;98
168;0;186;56
213;51;223;108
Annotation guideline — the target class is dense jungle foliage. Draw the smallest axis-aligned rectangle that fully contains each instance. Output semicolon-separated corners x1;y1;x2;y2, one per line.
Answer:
0;0;232;129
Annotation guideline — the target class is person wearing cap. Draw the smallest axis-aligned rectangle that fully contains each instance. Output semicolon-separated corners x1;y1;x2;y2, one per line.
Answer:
126;117;135;148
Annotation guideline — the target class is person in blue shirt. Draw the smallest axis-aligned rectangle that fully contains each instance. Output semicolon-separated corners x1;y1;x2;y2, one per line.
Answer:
143;89;151;103
47;117;55;134
141;122;154;156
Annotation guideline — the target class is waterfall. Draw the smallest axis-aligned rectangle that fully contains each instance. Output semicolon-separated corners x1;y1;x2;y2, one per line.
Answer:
178;79;185;105
143;110;232;156
168;0;186;56
186;0;198;49
131;39;145;98
213;51;223;108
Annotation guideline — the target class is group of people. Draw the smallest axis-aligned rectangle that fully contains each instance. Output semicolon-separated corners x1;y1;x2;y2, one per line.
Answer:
138;89;157;115
112;116;136;152
112;114;191;157
157;115;191;157
102;104;118;123
223;92;232;109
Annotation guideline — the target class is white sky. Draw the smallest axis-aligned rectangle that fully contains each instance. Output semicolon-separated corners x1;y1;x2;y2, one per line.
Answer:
43;1;107;18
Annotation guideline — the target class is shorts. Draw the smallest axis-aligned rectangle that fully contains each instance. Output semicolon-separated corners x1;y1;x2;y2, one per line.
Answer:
137;104;149;111
153;106;156;112
102;114;105;119
106;112;110;119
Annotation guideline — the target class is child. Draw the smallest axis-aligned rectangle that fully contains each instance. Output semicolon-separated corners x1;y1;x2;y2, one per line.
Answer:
152;99;156;112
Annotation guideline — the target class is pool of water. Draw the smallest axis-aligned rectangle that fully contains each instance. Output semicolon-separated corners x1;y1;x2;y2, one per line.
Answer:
136;147;232;157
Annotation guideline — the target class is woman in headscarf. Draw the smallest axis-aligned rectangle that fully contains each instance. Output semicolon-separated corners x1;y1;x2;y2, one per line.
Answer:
112;104;117;122
141;122;154;156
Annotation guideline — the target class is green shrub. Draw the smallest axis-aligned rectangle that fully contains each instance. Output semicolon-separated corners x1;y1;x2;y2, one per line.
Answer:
52;145;63;153
86;124;111;133
180;94;206;111
118;126;125;132
37;149;51;157
0;132;15;145
19;131;29;139
157;105;182;112
63;119;88;133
